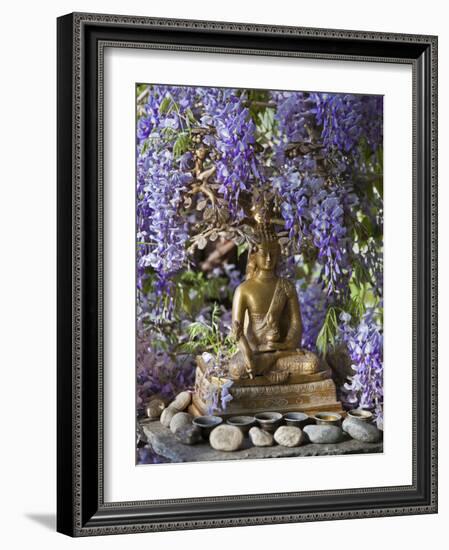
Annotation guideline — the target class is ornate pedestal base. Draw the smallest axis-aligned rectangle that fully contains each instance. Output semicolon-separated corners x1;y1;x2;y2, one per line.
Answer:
188;356;343;418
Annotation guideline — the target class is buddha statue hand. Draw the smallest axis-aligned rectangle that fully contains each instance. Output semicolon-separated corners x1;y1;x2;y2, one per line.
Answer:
263;341;290;351
246;365;254;380
231;319;256;379
227;350;255;380
241;344;256;379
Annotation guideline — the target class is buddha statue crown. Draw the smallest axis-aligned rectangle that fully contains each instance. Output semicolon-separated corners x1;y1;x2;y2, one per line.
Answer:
250;191;280;246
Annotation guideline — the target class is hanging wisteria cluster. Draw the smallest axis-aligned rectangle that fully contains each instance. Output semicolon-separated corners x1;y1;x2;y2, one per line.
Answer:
339;310;384;428
136;84;383;424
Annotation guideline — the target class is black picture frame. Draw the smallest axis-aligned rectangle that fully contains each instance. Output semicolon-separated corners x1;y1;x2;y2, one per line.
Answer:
57;12;438;536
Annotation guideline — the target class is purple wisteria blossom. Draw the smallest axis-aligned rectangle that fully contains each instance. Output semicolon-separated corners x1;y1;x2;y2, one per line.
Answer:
313;93;383;158
137;86;197;311
270;91;317;165
297;280;330;351
269;91;362;295
272;168;355;295
308;188;349;292
197;88;259;218
338;310;384;428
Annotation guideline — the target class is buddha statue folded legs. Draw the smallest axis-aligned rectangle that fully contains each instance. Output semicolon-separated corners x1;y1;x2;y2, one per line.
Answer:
228;348;323;383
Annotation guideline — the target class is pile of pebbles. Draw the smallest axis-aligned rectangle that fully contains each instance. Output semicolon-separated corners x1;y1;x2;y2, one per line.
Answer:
147;392;382;452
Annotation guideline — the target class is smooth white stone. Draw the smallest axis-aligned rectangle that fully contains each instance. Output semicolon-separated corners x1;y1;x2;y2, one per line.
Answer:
274;426;304;447
209;425;244;451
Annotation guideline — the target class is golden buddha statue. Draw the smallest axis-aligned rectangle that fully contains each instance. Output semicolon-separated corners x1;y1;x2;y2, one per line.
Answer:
229;233;321;384
188;201;342;418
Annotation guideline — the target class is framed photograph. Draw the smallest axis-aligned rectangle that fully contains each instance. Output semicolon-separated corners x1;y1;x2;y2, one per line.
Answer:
57;12;438;536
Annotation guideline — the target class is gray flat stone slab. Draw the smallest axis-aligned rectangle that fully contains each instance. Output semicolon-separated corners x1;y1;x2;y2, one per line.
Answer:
140;420;383;463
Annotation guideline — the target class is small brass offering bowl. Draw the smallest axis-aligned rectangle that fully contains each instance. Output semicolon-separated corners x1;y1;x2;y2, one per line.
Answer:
283;412;309;429
192;415;223;438
313;412;342;426
226;415;256;435
255;412;283;433
347;409;373;422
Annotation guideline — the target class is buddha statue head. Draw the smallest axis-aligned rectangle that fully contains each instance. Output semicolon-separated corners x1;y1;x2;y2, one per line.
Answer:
246;236;281;280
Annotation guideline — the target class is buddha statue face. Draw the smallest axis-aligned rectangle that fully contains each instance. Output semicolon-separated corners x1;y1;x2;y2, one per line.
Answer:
255;241;280;271
247;240;281;279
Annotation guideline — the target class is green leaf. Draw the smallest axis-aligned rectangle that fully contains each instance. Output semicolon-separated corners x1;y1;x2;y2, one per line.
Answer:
140;138;152;156
158;95;172;115
173;132;190;158
237;242;249;258
136;84;148;98
373;176;383;200
185;108;197;124
316;306;339;356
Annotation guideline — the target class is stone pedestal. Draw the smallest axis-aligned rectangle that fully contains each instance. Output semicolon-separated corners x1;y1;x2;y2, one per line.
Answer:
140;420;382;463
188;356;343;418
